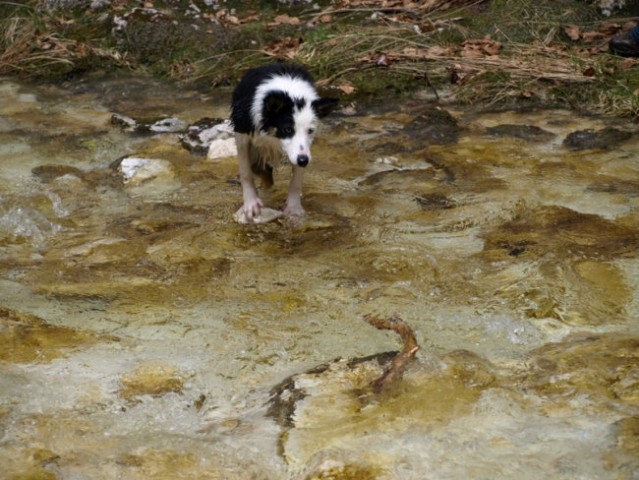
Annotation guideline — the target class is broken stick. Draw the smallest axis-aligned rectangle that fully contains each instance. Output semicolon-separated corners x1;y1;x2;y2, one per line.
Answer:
363;313;420;394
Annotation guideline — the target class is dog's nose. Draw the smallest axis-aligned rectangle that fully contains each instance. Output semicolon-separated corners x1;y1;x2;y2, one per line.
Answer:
297;154;309;167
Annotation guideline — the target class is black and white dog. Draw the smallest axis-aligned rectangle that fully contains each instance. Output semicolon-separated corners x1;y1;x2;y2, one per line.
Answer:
230;64;338;221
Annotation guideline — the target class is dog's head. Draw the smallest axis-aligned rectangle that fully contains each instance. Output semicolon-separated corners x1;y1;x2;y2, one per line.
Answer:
261;91;338;168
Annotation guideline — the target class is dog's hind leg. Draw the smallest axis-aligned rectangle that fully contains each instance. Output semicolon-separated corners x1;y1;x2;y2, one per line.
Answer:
284;165;305;217
236;134;263;220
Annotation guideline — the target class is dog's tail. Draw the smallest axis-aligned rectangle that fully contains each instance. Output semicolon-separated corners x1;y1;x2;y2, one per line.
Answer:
248;142;274;188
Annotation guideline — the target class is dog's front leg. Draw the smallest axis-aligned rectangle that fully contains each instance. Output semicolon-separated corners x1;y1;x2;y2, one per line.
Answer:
236;135;263;220
284;165;305;217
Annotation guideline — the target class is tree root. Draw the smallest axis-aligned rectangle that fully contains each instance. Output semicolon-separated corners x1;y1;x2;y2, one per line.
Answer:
364;313;420;394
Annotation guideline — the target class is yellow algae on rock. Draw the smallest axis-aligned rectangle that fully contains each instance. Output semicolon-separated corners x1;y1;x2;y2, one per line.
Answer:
119;362;185;399
271;350;496;469
519;334;639;408
0;307;102;363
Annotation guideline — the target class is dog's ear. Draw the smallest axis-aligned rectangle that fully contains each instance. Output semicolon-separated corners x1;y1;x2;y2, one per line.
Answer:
312;97;339;118
263;91;291;116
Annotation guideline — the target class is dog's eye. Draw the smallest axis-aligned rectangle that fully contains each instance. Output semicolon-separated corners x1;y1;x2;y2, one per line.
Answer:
308;128;315;135
281;127;294;136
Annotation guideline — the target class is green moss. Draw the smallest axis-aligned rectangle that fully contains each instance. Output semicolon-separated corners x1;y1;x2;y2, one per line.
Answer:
460;0;602;44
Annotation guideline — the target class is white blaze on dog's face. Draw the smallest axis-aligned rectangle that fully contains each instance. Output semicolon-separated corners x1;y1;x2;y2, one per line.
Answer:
279;98;317;167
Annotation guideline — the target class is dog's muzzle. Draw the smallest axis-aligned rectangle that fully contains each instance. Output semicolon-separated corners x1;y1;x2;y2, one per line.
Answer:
297;154;309;167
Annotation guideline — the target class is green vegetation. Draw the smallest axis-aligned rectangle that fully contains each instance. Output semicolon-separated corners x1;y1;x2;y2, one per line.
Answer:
1;0;638;115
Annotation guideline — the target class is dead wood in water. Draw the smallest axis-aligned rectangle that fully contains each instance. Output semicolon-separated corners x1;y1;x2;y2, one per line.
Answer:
364;313;420;394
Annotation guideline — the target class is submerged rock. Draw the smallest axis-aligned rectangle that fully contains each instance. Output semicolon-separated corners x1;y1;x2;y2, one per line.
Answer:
117;156;174;184
111;113;187;134
32;164;84;183
207;138;237;160
481;205;639;260
403;107;460;146
485;124;556;142
358;166;435;188
0;307;105;363
520;333;639;408
563;127;632;150
147;117;187;133
414;192;456;210
233;207;283;224
268;349;494;469
179;117;234;156
586;179;639;196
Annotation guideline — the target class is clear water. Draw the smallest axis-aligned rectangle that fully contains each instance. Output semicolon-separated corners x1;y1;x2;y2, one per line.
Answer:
0;76;638;480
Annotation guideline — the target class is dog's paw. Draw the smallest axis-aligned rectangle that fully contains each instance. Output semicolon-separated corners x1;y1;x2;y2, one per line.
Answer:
234;206;282;224
243;198;263;220
284;203;305;218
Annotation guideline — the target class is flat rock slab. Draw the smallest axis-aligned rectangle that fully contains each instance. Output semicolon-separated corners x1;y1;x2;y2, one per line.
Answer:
563;127;632;150
485;124;556;142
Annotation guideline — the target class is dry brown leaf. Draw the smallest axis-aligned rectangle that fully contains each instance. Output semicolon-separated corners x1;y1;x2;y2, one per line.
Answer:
224;15;240;26
461;37;502;57
262;37;303;59
240;13;260;24
338;82;356;95
582;31;605;43
319;14;333;23
426;45;455;57
268;14;302;28
483;41;502;56
621;58;639;70
210;8;257;26
599;21;621;36
564;25;581;41
582;66;596;77
449;63;479;85
460;44;484;58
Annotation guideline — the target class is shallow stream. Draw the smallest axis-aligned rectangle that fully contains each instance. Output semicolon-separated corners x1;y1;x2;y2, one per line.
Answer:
1;75;638;479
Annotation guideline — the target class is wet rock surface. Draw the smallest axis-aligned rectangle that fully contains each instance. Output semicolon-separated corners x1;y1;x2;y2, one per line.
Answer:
119;362;186;400
111;113;187;134
0;307;108;363
485;123;556;142
179;117;232;155
0;79;638;479
563;127;633;150
402;106;461;146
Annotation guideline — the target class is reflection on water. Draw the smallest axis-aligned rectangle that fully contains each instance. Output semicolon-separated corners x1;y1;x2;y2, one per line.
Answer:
0;76;638;479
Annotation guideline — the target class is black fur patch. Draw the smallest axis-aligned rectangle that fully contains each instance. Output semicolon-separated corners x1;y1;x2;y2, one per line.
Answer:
294;98;306;110
261;91;295;138
312;97;339;118
230;64;315;135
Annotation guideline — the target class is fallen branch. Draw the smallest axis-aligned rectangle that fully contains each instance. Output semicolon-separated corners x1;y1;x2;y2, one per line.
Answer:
364;313;420;393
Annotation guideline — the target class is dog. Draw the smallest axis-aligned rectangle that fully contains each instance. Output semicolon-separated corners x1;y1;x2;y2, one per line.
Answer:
230;64;338;221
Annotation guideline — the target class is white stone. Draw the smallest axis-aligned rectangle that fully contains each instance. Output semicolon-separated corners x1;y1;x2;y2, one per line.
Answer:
207;138;237;160
233;207;283;224
119;157;173;184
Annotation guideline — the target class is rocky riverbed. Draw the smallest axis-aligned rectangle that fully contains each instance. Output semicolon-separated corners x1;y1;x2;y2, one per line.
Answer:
0;75;638;479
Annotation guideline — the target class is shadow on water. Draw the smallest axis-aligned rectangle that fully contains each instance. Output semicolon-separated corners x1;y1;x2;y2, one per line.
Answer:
0;76;638;479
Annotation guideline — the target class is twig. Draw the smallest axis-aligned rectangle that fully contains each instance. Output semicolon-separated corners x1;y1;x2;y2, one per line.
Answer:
421;68;439;99
316;64;375;87
363;313;420;393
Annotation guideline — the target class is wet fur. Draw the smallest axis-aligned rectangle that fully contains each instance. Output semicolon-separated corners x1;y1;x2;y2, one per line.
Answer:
230;64;337;220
